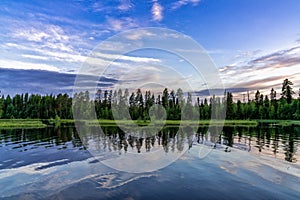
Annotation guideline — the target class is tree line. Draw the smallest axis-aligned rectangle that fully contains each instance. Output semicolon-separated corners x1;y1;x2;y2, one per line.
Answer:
1;78;300;120
0;93;72;119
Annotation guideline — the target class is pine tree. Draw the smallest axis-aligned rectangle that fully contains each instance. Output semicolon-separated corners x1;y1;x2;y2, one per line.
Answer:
162;88;169;109
226;92;233;119
281;79;295;104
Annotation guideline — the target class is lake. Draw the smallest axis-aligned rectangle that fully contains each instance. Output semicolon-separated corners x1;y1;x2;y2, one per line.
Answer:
0;124;300;199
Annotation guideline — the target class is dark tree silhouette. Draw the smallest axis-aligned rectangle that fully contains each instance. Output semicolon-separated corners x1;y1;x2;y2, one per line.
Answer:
281;78;295;104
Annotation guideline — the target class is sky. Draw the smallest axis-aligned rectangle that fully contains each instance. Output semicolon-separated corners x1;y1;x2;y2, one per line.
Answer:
1;0;300;98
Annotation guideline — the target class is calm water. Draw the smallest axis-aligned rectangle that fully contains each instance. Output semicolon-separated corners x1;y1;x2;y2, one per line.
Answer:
0;124;300;199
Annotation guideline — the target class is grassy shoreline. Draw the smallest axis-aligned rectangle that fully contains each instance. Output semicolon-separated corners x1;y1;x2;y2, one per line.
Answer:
90;119;258;126
0;119;258;128
257;120;300;126
2;119;300;128
0;119;47;128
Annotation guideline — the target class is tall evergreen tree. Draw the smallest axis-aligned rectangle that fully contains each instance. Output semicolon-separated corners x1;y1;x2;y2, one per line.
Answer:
226;92;233;119
162;88;169;109
281;78;295;104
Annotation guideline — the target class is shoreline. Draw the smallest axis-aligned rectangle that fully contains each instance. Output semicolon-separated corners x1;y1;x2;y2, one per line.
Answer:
1;119;300;128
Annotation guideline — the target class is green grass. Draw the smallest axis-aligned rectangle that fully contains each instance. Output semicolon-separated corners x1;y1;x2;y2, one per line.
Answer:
4;118;300;129
164;120;257;126
257;119;300;126
48;118;75;125
83;119;258;127
0;119;47;128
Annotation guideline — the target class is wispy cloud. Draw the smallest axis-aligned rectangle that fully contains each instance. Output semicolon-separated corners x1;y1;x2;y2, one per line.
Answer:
91;0;134;13
0;13;93;72
14;25;69;42
92;2;106;12
3;40;87;64
2;0;299;98
0;1;144;75
219;45;300;91
112;64;193;94
21;54;49;61
0;59;60;72
172;0;201;10
11;24;76;52
118;0;134;11
234;50;262;60
106;17;138;31
234;76;287;90
124;29;156;40
151;1;163;21
249;46;300;69
81;51;163;78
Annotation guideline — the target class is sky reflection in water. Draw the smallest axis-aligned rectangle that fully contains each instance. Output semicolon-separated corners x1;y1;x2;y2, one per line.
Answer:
0;125;299;199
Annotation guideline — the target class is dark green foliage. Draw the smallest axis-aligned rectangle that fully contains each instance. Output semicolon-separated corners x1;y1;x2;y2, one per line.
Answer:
225;92;233;119
0;93;72;119
0;79;299;120
281;78;295;104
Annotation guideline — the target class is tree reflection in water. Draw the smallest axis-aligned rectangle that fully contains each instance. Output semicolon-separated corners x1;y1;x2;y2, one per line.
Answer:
0;124;299;163
77;124;299;163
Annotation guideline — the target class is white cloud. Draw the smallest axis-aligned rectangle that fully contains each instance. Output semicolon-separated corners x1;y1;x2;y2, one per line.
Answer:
107;18;123;31
124;29;156;40
120;55;161;63
93;52;161;63
35;49;87;63
13;25;69;44
151;1;163;21
118;0;134;11
4;42;23;48
42;41;73;53
219;45;300;91
92;2;106;12
0;59;60;72
172;0;201;10
0;4;144;75
80;52;162;78
12;25;74;53
2;19;91;66
21;54;49;61
14;29;49;42
106;17;137;31
112;64;195;94
4;42;86;63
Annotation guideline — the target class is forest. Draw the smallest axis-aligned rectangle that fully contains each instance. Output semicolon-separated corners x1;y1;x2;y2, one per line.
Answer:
0;78;300;121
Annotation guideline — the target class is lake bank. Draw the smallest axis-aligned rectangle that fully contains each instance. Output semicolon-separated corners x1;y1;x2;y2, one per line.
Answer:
0;119;259;128
3;118;300;128
257;119;300;126
2;119;300;128
0;119;47;128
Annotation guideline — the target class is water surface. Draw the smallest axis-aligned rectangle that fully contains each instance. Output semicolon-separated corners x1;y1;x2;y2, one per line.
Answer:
0;125;299;199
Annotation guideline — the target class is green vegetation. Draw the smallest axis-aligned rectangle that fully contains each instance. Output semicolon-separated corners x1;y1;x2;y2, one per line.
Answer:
3;118;300;128
73;78;300;121
0;78;300;125
0;93;72;119
0;119;47;128
85;119;257;127
257;119;300;126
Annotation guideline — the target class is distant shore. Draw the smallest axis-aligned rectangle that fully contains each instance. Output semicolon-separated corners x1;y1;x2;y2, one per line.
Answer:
2;118;300;129
0;119;47;128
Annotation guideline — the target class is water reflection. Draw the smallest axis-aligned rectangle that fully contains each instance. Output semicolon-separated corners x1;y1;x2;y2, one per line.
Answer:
220;125;300;163
0;124;299;164
77;125;192;155
0;127;82;151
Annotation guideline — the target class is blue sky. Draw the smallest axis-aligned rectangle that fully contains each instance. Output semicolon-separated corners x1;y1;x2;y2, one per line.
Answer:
1;0;300;97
